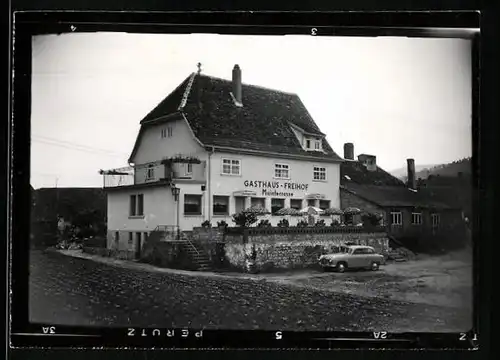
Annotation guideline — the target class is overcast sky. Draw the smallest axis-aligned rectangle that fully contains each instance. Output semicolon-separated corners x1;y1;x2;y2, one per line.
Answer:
31;33;472;189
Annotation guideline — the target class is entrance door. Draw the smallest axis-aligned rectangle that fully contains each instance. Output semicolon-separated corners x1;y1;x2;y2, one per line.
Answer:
135;232;142;259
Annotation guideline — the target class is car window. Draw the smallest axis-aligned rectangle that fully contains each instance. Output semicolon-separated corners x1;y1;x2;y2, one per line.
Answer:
352;249;364;255
366;248;375;254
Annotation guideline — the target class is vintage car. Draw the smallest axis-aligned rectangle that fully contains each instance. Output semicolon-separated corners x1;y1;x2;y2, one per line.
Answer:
318;245;385;272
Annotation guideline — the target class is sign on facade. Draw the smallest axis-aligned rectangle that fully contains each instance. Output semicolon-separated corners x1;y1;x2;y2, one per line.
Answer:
243;180;310;197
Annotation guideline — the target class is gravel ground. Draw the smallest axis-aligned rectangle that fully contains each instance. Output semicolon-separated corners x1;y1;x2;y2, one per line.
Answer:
29;250;472;332
278;251;473;310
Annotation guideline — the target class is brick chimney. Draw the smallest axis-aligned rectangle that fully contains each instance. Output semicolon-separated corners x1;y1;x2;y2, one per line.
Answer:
343;143;354;160
407;158;416;189
232;64;242;106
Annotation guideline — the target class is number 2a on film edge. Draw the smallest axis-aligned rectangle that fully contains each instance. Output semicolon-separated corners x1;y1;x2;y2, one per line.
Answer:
311;28;317;36
460;333;478;341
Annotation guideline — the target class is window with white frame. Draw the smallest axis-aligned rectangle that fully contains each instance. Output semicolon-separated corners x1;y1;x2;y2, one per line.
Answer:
304;137;322;151
213;196;229;215
271;198;285;214
290;199;302;210
184;195;202;215
221;158;241;175
146;165;155;180
313;166;327;181
129;194;144;216
185;163;193;175
431;213;440;227
412;212;422;225
251;197;265;209
319;200;330;210
390;211;402;225
274;163;290;179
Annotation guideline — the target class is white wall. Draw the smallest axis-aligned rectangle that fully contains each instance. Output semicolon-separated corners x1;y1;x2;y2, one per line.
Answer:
107;186;175;232
131;118;205;165
203;151;341;227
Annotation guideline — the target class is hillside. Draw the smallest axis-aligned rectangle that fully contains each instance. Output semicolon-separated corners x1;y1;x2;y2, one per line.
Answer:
389;164;436;180
390;157;471;181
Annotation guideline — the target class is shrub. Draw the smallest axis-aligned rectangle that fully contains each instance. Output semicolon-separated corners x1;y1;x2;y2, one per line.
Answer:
277;219;289;228
257;219;272;228
330;219;340;227
315;219;326;227
361;212;383;227
217;220;228;228
296;220;308;228
201;220;211;228
232;212;258;228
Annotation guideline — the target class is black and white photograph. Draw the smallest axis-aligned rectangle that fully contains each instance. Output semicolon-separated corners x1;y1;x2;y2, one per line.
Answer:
27;30;474;338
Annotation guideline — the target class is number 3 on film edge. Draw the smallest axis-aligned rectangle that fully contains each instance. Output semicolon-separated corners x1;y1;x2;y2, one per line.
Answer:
311;28;317;36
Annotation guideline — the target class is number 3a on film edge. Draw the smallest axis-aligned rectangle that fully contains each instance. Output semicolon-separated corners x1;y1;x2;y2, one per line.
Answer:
311;28;317;36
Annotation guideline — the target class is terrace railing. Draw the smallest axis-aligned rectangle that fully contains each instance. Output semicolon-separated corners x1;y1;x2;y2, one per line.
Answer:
225;225;387;236
99;166;134;188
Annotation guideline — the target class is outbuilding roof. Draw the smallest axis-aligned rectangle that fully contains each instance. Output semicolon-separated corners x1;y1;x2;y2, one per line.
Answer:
129;72;343;163
341;183;458;210
341;161;405;187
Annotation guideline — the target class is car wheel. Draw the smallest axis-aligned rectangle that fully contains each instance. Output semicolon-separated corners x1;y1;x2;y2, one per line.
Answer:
371;262;380;271
336;262;347;273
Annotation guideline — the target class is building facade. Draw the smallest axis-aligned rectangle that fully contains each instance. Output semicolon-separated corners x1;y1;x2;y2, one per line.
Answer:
102;65;343;252
339;142;464;241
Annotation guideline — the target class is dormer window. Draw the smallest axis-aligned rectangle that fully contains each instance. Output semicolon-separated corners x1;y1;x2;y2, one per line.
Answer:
304;137;322;151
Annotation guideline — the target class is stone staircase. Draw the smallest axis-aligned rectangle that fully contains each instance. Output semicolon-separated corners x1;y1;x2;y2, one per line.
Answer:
181;240;212;271
146;225;212;271
386;250;408;262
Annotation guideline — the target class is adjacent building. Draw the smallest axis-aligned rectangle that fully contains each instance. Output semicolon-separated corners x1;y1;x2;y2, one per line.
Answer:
101;65;343;251
340;143;464;238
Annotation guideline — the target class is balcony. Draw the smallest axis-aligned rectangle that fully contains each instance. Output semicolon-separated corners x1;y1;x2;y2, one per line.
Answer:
100;157;206;189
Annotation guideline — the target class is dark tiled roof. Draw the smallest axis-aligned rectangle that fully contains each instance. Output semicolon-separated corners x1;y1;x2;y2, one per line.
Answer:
341;161;405;186
341;183;458;210
418;185;471;213
133;73;342;162
141;76;192;123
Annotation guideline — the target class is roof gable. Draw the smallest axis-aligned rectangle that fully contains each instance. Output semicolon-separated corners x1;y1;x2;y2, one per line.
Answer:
135;72;342;162
140;75;192;124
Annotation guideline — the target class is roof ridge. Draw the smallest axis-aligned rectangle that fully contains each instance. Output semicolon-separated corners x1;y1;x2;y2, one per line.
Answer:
197;73;298;96
178;72;197;110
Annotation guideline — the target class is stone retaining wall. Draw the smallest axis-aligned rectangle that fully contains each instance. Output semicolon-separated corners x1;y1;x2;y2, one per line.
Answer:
193;227;390;272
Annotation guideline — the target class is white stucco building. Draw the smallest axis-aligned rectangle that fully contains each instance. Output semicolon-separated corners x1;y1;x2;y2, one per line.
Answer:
101;65;344;252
